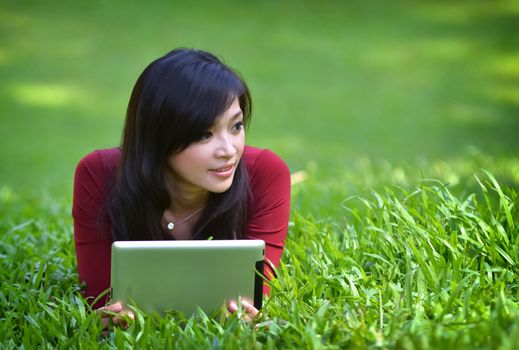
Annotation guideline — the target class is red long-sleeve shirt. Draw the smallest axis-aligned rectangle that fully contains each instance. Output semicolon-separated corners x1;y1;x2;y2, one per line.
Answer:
72;145;291;306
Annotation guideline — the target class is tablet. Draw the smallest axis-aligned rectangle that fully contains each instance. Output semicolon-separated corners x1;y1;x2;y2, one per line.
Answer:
110;240;265;315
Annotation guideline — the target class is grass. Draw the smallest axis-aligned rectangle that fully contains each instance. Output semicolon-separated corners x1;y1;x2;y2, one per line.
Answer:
1;0;519;348
1;156;519;349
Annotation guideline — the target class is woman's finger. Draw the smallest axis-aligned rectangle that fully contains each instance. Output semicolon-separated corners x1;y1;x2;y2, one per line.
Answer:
239;298;259;319
227;299;259;322
97;301;133;330
112;310;135;328
227;300;245;319
227;300;238;313
97;301;124;315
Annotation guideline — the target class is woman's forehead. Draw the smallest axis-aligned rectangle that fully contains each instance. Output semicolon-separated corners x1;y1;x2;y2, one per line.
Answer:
215;98;242;123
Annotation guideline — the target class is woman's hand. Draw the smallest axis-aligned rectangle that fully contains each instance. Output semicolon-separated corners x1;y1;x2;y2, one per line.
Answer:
226;298;259;323
97;301;135;331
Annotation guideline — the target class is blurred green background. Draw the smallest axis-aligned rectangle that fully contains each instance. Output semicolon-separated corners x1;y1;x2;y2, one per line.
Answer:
1;0;518;195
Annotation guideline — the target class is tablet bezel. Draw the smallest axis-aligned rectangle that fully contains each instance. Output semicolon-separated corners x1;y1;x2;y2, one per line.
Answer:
110;240;265;314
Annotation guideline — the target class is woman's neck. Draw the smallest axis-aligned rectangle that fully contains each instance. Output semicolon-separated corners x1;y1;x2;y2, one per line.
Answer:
165;174;208;212
170;190;208;212
163;181;207;240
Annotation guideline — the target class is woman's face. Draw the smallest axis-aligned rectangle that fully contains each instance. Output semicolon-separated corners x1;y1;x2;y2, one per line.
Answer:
166;97;245;197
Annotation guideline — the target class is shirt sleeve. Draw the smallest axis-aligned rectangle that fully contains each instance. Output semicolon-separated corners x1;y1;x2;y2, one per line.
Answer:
244;149;291;294
72;151;113;308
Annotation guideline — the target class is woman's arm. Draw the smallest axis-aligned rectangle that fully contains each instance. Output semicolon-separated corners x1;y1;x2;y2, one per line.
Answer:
72;150;115;308
244;149;291;293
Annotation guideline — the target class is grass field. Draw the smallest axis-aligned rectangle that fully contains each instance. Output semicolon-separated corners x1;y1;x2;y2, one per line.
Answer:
1;0;519;348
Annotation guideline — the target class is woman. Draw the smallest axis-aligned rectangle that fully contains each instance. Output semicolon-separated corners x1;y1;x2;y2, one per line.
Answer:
72;48;291;324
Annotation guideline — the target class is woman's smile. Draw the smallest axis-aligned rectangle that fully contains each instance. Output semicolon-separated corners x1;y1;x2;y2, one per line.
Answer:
210;163;236;177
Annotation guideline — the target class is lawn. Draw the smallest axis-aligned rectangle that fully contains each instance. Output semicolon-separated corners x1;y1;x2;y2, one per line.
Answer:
1;0;519;348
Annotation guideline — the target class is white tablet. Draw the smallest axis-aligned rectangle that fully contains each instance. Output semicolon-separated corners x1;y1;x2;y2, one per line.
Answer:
110;240;265;315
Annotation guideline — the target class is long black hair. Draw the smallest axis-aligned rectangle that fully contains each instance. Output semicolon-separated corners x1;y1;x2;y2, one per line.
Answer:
108;48;252;241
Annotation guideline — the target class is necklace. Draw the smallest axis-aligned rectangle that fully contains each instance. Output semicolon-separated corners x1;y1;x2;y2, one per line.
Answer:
166;206;205;231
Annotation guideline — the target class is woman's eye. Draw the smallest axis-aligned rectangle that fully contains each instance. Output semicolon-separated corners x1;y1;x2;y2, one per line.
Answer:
233;121;244;131
199;131;213;141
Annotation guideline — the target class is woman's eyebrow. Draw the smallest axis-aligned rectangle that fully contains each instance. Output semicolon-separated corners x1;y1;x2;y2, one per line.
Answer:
230;111;243;120
219;110;243;124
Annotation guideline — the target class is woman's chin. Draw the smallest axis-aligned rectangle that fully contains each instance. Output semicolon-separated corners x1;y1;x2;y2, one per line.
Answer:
207;178;234;193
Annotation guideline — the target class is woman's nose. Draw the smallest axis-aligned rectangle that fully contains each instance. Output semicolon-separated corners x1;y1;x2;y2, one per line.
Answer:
215;135;236;158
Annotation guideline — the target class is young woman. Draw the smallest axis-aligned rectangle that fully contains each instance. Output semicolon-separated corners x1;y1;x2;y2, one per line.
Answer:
72;48;291;324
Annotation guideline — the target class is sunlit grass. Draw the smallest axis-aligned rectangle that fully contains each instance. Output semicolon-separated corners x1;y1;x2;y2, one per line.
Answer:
9;83;84;107
487;85;519;105
491;54;519;78
1;155;519;348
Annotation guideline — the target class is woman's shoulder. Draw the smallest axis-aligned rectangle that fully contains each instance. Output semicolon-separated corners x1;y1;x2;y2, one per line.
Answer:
242;145;291;185
243;145;288;170
76;147;120;171
72;147;121;225
74;147;121;189
77;147;121;167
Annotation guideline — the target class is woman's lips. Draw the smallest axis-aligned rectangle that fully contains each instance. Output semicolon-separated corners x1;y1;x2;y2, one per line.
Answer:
210;164;235;177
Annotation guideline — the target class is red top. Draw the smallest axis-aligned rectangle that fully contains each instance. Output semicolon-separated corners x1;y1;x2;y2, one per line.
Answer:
72;145;291;307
